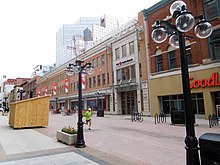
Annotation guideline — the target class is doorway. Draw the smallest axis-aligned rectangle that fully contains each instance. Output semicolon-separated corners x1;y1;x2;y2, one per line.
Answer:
121;91;137;114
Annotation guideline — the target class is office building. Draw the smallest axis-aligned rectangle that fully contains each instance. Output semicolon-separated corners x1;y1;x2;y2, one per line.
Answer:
56;15;119;67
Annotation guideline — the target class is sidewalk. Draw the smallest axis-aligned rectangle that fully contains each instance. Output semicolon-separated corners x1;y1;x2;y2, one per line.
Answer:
0;114;110;165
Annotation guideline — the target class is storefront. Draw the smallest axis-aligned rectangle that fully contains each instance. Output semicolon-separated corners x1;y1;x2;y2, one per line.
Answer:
150;67;220;119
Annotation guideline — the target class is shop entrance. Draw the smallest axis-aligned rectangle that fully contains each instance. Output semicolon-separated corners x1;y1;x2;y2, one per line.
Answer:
121;91;137;114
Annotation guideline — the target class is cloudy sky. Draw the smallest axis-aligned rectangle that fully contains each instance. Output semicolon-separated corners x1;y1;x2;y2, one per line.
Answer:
0;0;160;79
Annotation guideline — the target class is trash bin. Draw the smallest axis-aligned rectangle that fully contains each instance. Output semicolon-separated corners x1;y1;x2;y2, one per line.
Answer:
171;110;185;124
97;109;104;117
199;133;220;165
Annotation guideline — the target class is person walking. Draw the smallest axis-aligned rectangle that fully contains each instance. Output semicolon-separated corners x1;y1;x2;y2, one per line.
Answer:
85;107;92;130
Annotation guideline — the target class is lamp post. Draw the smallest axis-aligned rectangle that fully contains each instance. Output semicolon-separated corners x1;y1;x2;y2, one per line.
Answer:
151;1;212;165
55;97;58;110
66;60;94;148
17;87;25;101
3;96;8;111
95;91;101;117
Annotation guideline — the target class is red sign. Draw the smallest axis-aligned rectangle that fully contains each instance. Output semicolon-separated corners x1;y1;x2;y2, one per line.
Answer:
190;72;220;89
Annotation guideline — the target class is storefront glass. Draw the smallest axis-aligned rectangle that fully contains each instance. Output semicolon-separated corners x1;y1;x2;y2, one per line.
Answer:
214;92;220;105
161;93;205;114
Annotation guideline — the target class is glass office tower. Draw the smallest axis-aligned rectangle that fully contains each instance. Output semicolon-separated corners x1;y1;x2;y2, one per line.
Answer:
56;15;119;67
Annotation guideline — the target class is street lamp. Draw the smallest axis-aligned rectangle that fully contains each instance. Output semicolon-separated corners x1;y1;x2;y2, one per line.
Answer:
3;96;8;111
151;1;212;165
17;87;25;101
66;60;94;148
95;91;101;117
55;97;58;110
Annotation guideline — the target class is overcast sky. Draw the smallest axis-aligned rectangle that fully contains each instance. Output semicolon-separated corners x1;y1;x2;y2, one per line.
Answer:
0;0;160;79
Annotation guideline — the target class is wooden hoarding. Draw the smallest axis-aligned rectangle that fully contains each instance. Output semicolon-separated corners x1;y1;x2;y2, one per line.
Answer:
9;95;50;128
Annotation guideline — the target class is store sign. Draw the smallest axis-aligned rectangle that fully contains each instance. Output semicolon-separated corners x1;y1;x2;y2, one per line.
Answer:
190;72;220;89
116;58;133;66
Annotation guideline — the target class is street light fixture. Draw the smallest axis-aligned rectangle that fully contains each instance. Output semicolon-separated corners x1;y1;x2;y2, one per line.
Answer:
66;60;94;148
151;1;212;165
17;87;25;101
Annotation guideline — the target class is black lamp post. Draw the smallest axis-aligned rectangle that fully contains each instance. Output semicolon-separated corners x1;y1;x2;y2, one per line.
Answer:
151;1;212;165
66;60;94;148
55;97;58;110
96;91;101;116
3;96;8;111
17;87;25;101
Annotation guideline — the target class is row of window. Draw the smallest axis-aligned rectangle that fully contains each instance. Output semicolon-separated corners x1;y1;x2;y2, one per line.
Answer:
45;73;108;96
205;0;220;20
87;73;108;88
204;1;220;60
90;54;105;67
210;29;220;60
155;44;192;72
116;65;136;84
115;41;134;60
161;93;205;115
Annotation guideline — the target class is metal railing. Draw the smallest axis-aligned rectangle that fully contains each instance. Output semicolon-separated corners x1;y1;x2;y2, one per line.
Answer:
154;113;166;124
208;114;219;128
131;111;143;123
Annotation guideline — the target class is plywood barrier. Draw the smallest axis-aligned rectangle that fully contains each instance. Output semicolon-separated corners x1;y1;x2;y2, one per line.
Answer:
9;95;50;128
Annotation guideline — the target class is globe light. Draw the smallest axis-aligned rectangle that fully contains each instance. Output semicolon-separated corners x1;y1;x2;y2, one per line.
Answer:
85;65;94;75
170;0;186;16
151;27;167;43
194;21;213;39
176;12;195;32
65;65;74;76
73;65;81;74
169;34;179;48
66;69;74;76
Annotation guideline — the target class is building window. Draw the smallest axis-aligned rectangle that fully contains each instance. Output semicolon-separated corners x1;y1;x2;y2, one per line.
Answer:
168;46;176;69
204;0;220;20
214;91;220;105
93;76;96;87
185;40;192;65
156;55;163;72
191;93;205;114
116;70;122;84
115;48;120;60
85;78;88;89
139;64;142;78
129;41;134;55
70;83;73;92
155;49;163;72
122;45;127;57
102;73;106;85
101;55;105;65
210;29;220;60
161;93;205;114
89;78;92;88
97;57;100;67
97;75;100;86
92;58;96;67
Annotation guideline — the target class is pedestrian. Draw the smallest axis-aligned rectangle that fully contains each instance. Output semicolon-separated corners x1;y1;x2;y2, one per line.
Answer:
84;107;92;130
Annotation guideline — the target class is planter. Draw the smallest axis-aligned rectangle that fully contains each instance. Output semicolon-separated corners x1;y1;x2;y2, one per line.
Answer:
56;130;77;145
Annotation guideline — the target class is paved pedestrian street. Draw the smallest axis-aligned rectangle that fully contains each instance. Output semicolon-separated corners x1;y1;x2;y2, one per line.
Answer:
0;112;219;165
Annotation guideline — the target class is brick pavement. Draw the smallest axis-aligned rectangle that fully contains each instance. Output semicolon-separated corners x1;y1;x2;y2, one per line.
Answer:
0;112;220;165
